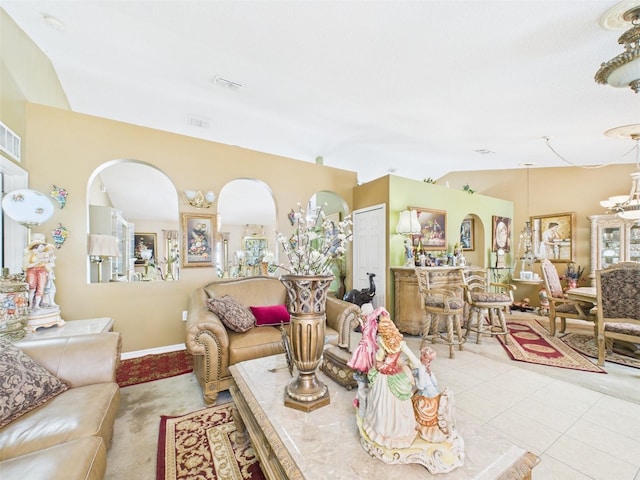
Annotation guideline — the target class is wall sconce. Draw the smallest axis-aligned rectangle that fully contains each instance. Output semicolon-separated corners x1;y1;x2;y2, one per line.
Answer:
88;234;120;283
185;190;215;208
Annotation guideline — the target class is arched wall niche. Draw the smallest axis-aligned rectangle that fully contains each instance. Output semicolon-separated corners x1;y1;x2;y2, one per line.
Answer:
460;213;485;268
309;190;350;297
86;159;179;283
217;178;277;277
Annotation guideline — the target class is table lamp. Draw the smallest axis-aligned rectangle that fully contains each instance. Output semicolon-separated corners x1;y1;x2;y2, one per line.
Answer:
88;234;120;282
1;188;54;245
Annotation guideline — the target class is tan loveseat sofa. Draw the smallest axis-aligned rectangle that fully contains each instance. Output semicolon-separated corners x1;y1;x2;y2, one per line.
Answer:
0;332;121;480
186;276;360;404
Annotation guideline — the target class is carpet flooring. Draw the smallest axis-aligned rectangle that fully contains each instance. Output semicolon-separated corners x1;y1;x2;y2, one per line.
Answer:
157;403;265;480
562;333;640;369
116;349;193;387
497;319;605;373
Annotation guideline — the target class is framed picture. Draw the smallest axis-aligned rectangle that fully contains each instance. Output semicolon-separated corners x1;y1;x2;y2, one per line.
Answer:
492;216;511;252
181;213;216;268
134;233;157;265
410;207;447;250
531;212;575;263
460;218;474;251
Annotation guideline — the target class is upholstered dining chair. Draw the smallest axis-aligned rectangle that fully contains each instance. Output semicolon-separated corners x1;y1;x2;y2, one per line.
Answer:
415;267;466;359
595;262;640;367
462;267;516;345
540;259;597;336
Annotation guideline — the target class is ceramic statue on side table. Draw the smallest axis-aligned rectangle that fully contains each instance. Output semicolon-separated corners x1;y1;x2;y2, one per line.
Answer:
23;233;64;332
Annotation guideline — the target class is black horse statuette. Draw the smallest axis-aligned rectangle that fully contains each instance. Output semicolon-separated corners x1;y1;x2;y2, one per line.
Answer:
343;272;376;307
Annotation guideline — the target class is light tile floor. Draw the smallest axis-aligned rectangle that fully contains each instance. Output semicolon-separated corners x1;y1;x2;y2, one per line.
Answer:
400;314;640;480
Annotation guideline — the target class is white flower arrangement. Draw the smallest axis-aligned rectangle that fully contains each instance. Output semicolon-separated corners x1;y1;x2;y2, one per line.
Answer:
277;203;352;276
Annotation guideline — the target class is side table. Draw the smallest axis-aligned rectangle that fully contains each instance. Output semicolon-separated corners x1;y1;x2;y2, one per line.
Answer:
15;317;114;343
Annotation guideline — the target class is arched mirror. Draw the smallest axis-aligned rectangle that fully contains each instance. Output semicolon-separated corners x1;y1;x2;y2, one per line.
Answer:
309;190;349;298
87;160;179;283
217;179;276;277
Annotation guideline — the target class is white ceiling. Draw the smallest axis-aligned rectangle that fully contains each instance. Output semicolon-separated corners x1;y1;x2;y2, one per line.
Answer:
3;0;640;188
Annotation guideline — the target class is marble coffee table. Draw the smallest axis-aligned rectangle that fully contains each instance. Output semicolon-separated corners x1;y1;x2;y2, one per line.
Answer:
229;355;539;480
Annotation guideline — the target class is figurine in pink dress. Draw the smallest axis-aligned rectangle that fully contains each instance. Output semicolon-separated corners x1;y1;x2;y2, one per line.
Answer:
361;311;417;449
347;304;382;373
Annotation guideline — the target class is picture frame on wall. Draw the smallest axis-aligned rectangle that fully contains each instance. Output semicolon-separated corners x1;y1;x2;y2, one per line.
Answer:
134;233;157;265
181;213;216;268
410;207;447;250
531;212;575;263
460;218;474;251
492;216;511;252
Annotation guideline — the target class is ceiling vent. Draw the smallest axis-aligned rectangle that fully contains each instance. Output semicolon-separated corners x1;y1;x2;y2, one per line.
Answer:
213;76;243;90
187;115;211;129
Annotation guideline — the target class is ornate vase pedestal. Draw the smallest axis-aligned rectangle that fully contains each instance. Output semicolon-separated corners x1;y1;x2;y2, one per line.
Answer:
280;274;334;412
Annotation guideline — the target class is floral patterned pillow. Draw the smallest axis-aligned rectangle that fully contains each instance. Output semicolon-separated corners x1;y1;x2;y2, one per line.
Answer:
206;295;256;333
0;338;69;428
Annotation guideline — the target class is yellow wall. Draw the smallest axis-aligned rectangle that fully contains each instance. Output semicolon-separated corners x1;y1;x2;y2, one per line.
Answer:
440;165;637;302
21;103;357;352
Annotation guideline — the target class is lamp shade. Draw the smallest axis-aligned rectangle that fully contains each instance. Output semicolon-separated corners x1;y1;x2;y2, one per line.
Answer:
1;189;54;227
88;234;120;257
397;209;421;235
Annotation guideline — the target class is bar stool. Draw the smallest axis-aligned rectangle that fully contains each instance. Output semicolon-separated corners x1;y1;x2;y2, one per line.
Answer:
462;267;515;345
415;267;466;359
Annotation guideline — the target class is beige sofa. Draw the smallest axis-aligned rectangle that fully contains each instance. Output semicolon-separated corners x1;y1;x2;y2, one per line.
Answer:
186;276;360;404
0;332;121;480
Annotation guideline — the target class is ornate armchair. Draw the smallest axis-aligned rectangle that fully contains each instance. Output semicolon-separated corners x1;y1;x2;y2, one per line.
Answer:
595;262;640;367
540;259;596;336
415;267;466;359
462;267;516;345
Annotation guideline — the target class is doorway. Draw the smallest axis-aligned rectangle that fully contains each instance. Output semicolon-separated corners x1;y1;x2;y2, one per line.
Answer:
351;203;386;309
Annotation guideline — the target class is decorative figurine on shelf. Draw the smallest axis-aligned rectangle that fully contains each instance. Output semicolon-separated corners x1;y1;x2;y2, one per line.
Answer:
349;307;465;473
403;238;414;267
22;233;64;332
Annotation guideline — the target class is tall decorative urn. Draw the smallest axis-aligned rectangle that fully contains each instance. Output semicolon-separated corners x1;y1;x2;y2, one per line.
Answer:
280;274;333;412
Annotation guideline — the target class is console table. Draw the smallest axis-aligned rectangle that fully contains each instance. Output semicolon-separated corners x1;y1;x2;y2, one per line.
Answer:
230;355;539;480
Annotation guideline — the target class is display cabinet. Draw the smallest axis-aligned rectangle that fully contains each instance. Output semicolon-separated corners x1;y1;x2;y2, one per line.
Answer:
588;214;640;283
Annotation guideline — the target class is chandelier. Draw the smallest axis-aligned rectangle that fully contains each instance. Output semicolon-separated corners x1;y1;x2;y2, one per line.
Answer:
594;3;640;93
599;125;640;220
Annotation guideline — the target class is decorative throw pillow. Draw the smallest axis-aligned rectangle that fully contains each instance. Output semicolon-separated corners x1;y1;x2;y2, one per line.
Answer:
0;338;69;428
206;295;256;333
250;304;291;327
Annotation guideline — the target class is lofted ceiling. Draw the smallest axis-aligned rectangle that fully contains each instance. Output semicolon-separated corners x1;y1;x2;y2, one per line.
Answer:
2;0;640;191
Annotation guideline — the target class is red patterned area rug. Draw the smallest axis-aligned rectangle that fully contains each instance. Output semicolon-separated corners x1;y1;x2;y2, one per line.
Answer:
157;403;265;480
497;320;605;373
116;349;193;387
562;333;640;369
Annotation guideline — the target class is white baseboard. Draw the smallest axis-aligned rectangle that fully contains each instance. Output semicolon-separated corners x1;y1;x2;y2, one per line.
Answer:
120;343;186;360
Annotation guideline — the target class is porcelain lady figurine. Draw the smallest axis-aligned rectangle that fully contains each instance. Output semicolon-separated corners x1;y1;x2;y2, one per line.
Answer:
361;309;417;449
412;345;448;443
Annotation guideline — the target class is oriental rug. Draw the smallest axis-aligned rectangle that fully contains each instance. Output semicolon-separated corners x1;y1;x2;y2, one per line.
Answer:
562;333;640;370
497;320;605;373
157;403;265;480
117;349;193;387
